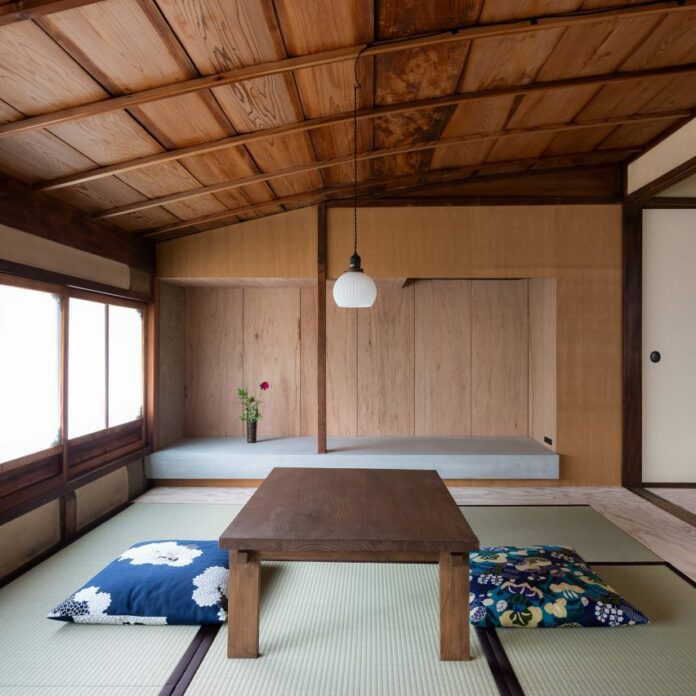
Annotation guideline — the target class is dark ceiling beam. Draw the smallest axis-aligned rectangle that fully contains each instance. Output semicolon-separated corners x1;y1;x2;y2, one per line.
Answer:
92;109;688;220
0;0;104;27
0;175;154;270
143;147;640;241
626;153;696;204
30;69;696;194
2;0;694;139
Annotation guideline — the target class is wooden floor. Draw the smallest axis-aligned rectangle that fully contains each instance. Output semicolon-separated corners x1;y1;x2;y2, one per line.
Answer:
136;486;696;582
648;488;696;515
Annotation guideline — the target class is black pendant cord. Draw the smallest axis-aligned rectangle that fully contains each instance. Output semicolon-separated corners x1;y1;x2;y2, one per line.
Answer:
352;45;370;261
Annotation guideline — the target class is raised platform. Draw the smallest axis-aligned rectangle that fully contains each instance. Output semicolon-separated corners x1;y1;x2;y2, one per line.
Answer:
145;436;559;480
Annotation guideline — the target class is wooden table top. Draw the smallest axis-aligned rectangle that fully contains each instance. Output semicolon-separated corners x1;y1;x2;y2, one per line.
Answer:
219;468;479;554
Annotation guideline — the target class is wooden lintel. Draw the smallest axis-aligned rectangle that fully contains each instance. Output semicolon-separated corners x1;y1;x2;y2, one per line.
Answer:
1;1;695;139
0;175;154;270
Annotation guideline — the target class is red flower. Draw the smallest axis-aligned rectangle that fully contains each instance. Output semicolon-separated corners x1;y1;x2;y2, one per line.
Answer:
259;381;270;391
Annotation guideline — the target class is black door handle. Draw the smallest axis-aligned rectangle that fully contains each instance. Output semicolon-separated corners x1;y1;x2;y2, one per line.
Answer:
650;351;661;363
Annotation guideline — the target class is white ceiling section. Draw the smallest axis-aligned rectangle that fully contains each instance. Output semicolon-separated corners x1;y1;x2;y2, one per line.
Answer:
627;117;696;195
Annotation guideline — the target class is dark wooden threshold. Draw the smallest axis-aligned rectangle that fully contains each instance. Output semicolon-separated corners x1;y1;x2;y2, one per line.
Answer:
160;624;220;696
476;627;525;696
628;487;696;528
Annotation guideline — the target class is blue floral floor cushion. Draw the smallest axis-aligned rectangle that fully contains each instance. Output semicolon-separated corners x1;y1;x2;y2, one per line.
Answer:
469;545;649;628
48;540;228;625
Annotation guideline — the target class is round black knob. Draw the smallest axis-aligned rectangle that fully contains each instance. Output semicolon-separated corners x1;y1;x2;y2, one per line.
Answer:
650;351;661;363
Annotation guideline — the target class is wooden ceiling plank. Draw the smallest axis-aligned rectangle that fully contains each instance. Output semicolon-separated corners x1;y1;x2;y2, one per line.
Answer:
0;0;104;27
33;61;696;193
2;0;694;137
101;109;680;220
143;147;640;239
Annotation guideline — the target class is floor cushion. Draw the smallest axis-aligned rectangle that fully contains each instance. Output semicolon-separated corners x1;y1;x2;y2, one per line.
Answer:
469;545;649;628
48;540;228;624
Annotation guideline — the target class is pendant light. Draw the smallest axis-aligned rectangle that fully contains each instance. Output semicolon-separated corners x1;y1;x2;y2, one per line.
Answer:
333;58;377;309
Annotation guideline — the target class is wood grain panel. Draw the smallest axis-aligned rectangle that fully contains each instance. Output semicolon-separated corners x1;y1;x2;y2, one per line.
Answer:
185;287;244;437
326;281;358;436
299;287;317;436
529;278;556;447
414;280;472;436
472;280;529;435
357;285;415;436
243;288;301;437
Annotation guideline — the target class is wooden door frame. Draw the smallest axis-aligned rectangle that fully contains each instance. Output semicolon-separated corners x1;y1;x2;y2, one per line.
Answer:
622;156;696;486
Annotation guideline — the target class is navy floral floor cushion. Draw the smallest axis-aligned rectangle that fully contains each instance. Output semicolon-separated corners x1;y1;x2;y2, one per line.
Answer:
48;540;228;625
469;545;649;628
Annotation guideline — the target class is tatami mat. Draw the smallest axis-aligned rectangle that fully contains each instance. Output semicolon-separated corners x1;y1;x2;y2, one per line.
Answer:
498;565;696;696
0;503;241;694
463;505;660;562
187;561;498;696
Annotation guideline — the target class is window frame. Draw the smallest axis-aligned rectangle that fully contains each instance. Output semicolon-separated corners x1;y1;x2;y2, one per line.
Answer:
0;273;151;499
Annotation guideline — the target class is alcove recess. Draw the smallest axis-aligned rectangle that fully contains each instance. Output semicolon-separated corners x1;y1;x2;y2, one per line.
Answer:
160;277;556;449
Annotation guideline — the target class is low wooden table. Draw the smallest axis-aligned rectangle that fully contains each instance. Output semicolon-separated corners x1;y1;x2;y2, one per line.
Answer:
219;467;479;661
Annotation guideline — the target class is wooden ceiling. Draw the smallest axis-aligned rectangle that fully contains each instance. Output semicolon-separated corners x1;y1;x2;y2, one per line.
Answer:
1;0;695;242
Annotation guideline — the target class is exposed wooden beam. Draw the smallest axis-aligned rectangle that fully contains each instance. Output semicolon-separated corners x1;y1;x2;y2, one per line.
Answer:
93;110;688;220
2;0;694;139
34;64;696;194
0;175;153;270
144;148;640;240
626;153;696;204
0;0;104;26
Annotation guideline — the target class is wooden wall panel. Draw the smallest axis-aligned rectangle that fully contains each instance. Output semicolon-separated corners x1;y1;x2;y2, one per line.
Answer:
357;285;415;436
243;288;301;437
471;280;529;436
157;281;185;447
529;278;557;448
300;288;317;436
185;287;243;437
327;282;358;437
415;280;472;436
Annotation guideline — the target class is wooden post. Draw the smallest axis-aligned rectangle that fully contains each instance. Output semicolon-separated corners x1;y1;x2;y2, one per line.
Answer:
317;203;327;454
227;551;260;658
439;552;470;661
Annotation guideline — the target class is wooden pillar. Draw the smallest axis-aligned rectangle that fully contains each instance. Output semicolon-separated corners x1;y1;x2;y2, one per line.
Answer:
317;203;327;453
439;551;470;661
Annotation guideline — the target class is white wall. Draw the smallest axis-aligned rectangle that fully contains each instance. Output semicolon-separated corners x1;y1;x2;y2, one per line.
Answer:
643;209;696;482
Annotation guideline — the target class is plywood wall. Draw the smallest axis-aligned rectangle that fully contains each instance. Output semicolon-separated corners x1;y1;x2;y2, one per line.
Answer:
183;280;535;439
327;205;622;486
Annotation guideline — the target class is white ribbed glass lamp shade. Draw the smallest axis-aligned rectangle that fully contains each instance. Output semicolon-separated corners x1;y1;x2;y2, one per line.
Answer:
333;268;377;308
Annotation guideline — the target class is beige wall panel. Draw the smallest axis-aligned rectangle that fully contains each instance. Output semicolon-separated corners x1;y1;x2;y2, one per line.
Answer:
327;282;359;437
0;501;60;579
327;206;621;278
357;285;415;436
243;288;301;437
471;280;529;436
157;206;317;280
75;468;129;530
185;287;244;437
414;280;472;436
0;223;130;288
529;278;557;448
300;288;318;436
556;271;622;486
157;281;186;448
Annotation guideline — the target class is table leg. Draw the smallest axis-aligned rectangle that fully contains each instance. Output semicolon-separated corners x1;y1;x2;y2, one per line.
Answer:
227;550;260;658
439;551;470;661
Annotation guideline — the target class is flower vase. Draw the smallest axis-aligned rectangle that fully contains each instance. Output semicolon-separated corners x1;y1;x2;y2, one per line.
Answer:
246;421;257;443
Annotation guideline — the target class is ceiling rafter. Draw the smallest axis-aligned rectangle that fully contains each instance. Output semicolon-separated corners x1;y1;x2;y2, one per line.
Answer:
1;0;693;139
93;109;689;220
143;147;640;240
34;61;696;194
0;0;104;27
